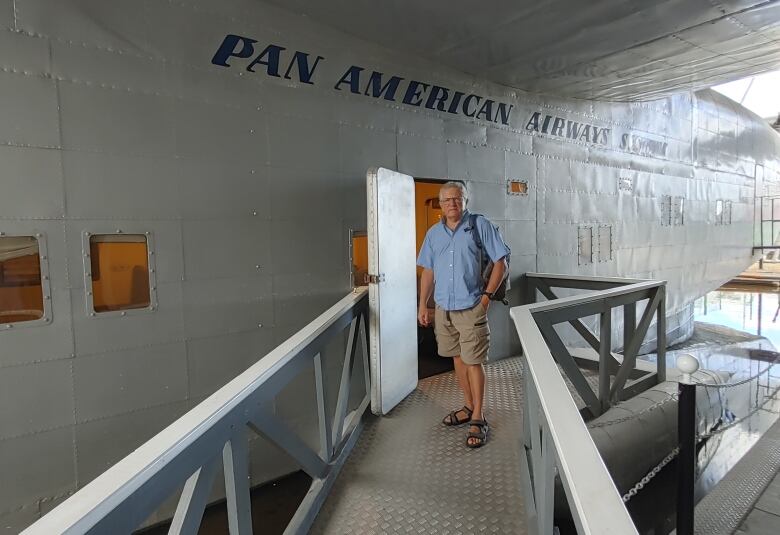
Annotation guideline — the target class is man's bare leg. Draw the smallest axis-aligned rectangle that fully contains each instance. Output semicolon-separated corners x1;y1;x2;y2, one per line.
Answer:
450;356;473;420
466;363;486;446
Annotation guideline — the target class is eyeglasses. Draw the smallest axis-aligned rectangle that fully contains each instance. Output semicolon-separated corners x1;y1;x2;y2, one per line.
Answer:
439;197;463;205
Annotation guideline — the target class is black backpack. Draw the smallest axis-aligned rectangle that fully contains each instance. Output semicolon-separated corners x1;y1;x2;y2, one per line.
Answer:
468;213;511;305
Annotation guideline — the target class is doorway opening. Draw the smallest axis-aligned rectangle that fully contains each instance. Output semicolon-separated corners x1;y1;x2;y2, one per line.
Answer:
415;178;455;379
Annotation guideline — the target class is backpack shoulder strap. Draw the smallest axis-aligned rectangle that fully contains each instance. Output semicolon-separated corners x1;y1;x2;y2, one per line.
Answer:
469;213;484;250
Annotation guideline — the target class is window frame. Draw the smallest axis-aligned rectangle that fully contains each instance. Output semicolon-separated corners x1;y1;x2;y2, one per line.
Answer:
0;231;52;330
81;229;158;318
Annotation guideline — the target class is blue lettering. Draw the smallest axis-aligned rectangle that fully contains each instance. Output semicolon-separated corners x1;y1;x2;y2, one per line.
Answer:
475;99;494;122
246;44;286;75
402;81;429;106
212;34;257;67
334;66;364;93
525;112;541;132
425;85;450;111
364;71;403;101
283;51;324;84
496;103;513;125
462;94;481;117
447;91;464;114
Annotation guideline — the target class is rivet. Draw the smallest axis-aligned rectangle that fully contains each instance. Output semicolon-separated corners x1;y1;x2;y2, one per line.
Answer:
252;210;258;216
116;229;122;233
250;129;254;134
0;231;5;236
85;232;91;236
35;233;42;238
86;272;91;277
6;324;12;329
87;291;92;295
90;312;96;317
258;323;263;328
255;265;261;269
41;255;47;260
120;312;126;317
251;169;255;174
45;295;51;300
43;276;49;280
149;251;154;255
84;253;90;257
150;269;155;273
145;232;150;235
152;286;157;290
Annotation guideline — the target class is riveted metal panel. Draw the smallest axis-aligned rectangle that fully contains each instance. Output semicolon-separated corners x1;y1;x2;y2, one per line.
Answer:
445;119;486;145
0;72;59;148
72;342;188;422
182;219;271;281
505;220;537;257
339;126;397;179
182;278;273;339
0;359;74;440
185;329;277;400
269;167;344;221
173;101;269;163
446;142;505;183
0;30;49;76
58;83;175;157
467;180;505;220
62;151;180;220
74;400;190;486
397;134;447;178
0;427;76;514
268;114;341;172
50;39;165;96
70;282;184;356
271;218;344;275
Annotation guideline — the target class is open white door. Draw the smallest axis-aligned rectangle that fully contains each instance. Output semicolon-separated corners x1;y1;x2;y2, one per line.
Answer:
367;167;418;415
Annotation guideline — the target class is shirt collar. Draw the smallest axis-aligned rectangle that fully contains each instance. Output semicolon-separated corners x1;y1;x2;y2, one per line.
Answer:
441;209;470;233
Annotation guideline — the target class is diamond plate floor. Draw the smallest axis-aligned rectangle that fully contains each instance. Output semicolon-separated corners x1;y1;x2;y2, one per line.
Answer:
311;357;527;534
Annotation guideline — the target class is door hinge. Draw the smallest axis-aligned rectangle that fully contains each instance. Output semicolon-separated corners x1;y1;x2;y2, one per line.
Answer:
364;273;386;284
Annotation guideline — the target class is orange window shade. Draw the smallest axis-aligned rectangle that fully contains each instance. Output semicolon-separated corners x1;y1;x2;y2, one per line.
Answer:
89;235;151;313
0;237;44;325
508;180;528;194
352;234;368;287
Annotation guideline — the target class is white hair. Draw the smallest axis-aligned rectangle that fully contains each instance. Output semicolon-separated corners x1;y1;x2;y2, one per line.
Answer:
439;181;469;206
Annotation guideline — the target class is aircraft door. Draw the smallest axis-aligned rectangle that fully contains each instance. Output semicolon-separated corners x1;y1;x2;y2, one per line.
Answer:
366;167;418;415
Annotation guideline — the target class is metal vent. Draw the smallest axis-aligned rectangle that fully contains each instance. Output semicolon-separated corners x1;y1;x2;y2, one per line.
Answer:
618;177;633;192
598;226;613;262
578;226;593;265
660;195;672;226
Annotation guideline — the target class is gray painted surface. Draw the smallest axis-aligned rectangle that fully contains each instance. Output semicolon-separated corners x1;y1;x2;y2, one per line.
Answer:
0;0;778;529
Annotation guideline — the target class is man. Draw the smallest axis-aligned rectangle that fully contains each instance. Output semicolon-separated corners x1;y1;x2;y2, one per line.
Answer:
417;181;510;448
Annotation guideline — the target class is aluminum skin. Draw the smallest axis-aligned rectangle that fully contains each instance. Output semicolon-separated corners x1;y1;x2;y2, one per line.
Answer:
0;0;779;530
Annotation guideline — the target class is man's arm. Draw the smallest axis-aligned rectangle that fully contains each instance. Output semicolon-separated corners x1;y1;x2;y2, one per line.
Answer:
480;257;507;310
418;268;434;326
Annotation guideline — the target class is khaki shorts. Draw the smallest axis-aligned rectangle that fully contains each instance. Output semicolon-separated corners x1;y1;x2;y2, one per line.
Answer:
434;301;490;365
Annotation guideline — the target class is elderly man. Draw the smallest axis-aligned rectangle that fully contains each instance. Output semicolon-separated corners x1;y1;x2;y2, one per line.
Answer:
417;181;510;448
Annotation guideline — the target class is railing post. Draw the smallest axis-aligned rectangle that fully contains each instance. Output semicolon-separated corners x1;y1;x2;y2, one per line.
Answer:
599;310;612;412
657;286;667;382
676;354;698;535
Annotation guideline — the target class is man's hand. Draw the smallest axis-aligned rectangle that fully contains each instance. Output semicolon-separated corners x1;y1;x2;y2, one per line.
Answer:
418;307;432;327
480;294;491;312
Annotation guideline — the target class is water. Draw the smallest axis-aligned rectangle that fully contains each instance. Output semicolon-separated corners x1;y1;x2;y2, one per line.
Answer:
628;288;780;534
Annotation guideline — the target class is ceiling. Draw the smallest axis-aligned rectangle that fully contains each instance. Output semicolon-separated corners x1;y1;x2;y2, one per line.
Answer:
266;0;780;101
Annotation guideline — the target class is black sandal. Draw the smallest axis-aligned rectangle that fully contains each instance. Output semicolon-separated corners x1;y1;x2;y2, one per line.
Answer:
442;406;473;426
466;419;489;448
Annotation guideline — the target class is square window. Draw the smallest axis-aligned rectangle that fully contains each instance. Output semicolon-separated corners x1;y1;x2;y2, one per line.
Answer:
578;226;593;265
88;234;151;313
507;180;529;195
0;236;45;325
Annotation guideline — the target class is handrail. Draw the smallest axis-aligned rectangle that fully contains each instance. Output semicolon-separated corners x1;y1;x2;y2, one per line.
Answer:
23;287;371;535
512;273;670;534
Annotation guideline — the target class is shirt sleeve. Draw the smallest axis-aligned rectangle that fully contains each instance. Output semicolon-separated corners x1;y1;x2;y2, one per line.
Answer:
417;231;434;269
477;216;511;262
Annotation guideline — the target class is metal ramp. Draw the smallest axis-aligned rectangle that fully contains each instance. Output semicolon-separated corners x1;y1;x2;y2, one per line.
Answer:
311;358;526;534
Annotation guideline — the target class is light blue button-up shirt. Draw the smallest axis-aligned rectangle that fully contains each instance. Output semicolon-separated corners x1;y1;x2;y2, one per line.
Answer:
417;210;510;311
